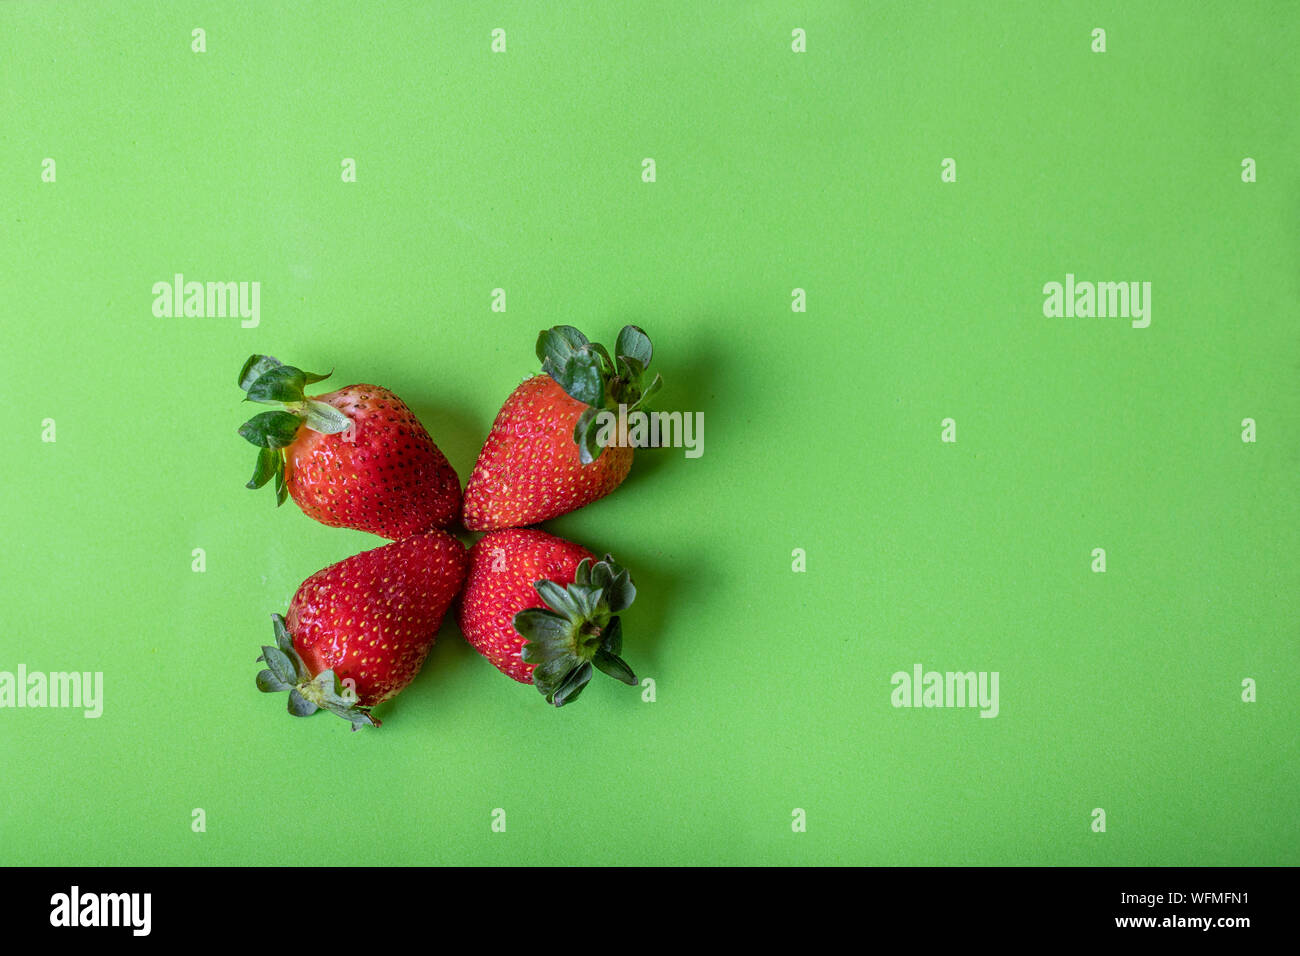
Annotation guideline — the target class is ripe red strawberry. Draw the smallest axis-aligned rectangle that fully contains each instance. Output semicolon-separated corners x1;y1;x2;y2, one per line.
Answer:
461;326;662;531
237;355;461;539
255;531;469;729
457;528;639;706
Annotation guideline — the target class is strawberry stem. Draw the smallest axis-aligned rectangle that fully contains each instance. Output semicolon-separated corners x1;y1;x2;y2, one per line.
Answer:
515;556;639;707
256;614;380;731
534;327;664;464
236;355;353;507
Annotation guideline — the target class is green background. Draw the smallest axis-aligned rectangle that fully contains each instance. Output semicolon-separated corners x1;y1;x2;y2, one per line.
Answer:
2;1;1296;866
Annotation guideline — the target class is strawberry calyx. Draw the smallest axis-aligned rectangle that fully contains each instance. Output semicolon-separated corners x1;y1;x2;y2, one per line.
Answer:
255;614;380;731
236;355;352;506
535;326;664;464
515;555;639;706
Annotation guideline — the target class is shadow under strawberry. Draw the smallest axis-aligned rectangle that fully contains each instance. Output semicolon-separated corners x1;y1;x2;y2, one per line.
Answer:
616;328;717;488
360;612;478;725
591;546;674;683
401;397;488;491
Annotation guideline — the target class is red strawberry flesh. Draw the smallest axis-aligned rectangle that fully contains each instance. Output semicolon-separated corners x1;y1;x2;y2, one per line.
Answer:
286;530;469;706
461;376;631;531
457;528;596;683
286;386;462;540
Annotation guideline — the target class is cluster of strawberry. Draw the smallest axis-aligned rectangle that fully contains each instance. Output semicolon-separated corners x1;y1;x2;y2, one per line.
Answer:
240;326;662;729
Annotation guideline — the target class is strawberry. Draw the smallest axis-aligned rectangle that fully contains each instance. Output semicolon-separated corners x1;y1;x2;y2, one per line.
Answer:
255;530;469;729
236;354;461;539
461;326;662;531
457;528;639;706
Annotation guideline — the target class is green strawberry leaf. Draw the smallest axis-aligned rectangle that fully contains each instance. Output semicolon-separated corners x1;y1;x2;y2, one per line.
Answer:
586;341;615;374
604;560;636;613
573;558;593;587
243;364;333;405
533;326;662;456
548;662;594;707
257;618;380;730
573;405;606;465
599;615;624;656
256;669;292;693
237;356;346;503
273;463;289;507
589;560;613;592
246;445;279;489
239;410;302;449
520;636;575;666
515;555;640;708
245;365;311;405
514;608;573;646
566;583;604;621
536;326;590;372
239;354;283;391
593;647;636;685
615;325;653;368
531;656;576;692
627;372;663;413
287;689;318;717
259;645;297;685
556;351;604;408
271;614;295;656
615;354;645;383
534;580;582;620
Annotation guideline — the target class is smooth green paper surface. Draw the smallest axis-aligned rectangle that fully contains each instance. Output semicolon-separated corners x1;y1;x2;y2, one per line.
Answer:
2;1;1297;865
